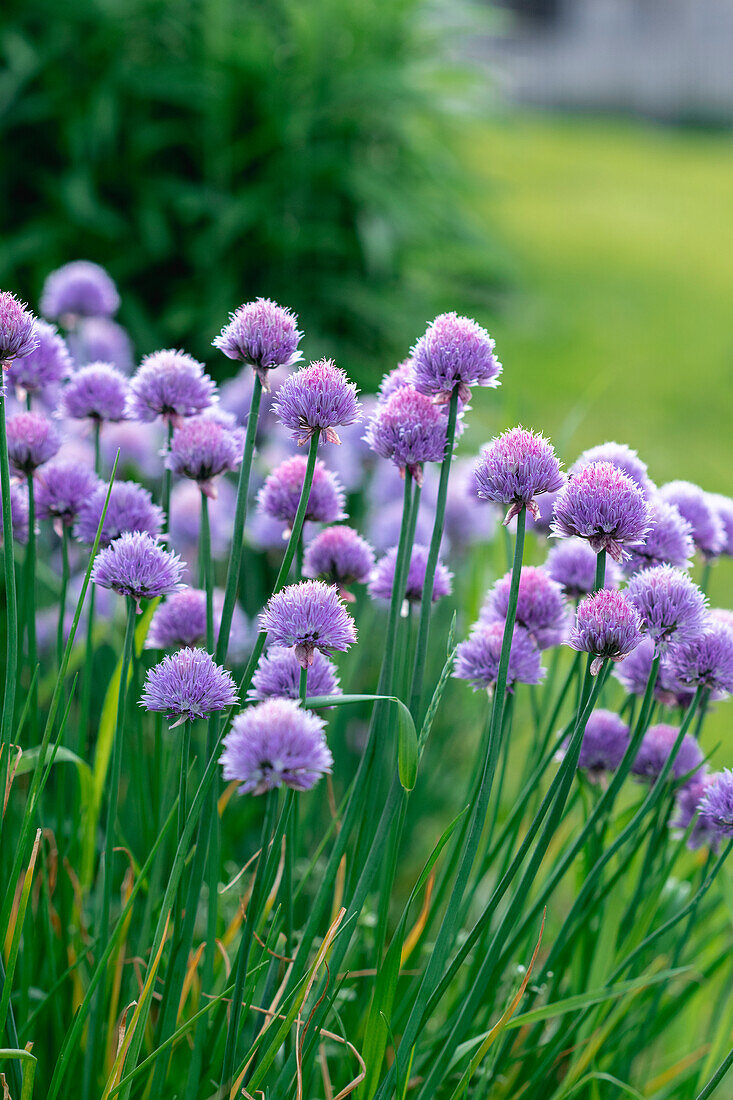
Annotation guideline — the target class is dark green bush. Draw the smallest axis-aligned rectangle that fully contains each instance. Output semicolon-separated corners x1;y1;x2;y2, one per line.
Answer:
0;0;498;382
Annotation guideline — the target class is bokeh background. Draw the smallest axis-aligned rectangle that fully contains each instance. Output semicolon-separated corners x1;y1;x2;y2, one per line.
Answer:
2;0;732;492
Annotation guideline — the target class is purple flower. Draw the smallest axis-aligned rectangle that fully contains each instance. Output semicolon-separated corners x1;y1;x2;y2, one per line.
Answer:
411;312;502;404
140;647;238;725
659;481;724;560
303;525;375;598
257;455;345;528
368;543;453;604
699;770;733;839
551;461;652;563
364;385;451;486
0;292;38;363
6;411;61;475
1;481;29;544
568;589;644;675
92;530;185;609
221;698;332;795
74;479;164;546
126;349;216;423
545;539;620;600
612;635;695;709
5;320;72;394
474;426;565;524
100;420;165;480
481;566;569;650
666;621;733;699
36;461;101;528
61;361;129;422
710;608;733;631
626;564;707;649
273;358;360;446
378;360;415;400
707;493;733;557
249;645;341;702
67;316;134;373
146;587;250;654
165;415;243;495
212;297;303;390
571;442;653;496
260;580;357;668
41;261;119;321
674;776;718;850
632;723;704;785
576;710;630;778
454;622;544;692
623;497;695;574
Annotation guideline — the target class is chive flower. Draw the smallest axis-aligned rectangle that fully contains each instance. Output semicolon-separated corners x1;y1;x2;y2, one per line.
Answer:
575;710;630;778
368;543;453;604
1;481;29;544
568;589;644;675
378;360;415;400
411;312;502;404
126;349;216;424
612;635;695;709
212;297;303;390
481;566;569;650
545;540;620;600
659;481;724;560
6;411;61;475
74;479;164;546
363;385;452;486
699;771;733;840
551;461;652;563
260;580;357;668
221;698;332;795
632;723;704;785
67;316;134;373
0;291;38;364
273;358;360;445
248;645;341;702
474;426;565;524
454;621;544;692
257;455;345;528
570;441;653;497
61;361;129;422
5;320;71;395
91;530;185;609
623;497;695;574
626;564;707;649
41;261;120;322
36;461;101;528
707;493;733;557
165;415;243;496
303;525;375;599
666;621;733;699
146;587;250;654
140;647;238;725
673;776;717;850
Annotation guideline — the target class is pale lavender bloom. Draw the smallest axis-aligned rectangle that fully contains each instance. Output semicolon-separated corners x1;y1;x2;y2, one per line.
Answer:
632;723;704;785
659;481;725;560
101;420;165;479
41;261;120;321
576;710;630;777
61;361;129;422
571;442;653;496
1;481;29;544
378;359;415;400
67;316;134;373
710;608;733;631
6;411;61;475
481;566;569;650
221;698;331;794
551;461;652;563
36;461;101;528
454;621;544;691
368;543;453;604
273;358;360;445
146;587;250;656
75;479;164;546
474;426;565;524
257;455;345;528
92;530;185;609
545;539;620;600
666;621;733;699
126;349;216;423
411;312;501;404
5;320;72;395
140;647;237;725
674;776;718;849
364;385;450;486
0;291;38;363
626;565;707;649
699;771;733;839
248;645;341;702
169;478;236;560
568;589;644;675
303;525;375;598
165;415;243;495
623;497;695;574
212;297;303;390
612;635;696;709
260;580;357;668
707;493;733;557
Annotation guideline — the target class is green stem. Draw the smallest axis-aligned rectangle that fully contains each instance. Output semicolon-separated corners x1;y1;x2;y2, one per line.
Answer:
173;720;192;946
57;525;70;669
24;475;38;736
93;420;101;476
161;419;173;538
79;584;96;753
200;491;214;652
0;390;18;758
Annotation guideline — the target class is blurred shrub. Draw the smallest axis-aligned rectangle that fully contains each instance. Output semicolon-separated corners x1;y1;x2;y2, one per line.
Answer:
0;0;498;381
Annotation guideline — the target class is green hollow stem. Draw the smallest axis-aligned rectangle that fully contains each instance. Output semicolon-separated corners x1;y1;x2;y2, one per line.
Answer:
23;475;38;736
80;423;105;752
81;597;136;1099
173;719;192;946
200;491;214;652
57;525;70;668
161;419;173;539
0;390;19;862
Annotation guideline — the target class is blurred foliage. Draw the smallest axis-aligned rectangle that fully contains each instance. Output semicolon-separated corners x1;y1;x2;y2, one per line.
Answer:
0;0;499;381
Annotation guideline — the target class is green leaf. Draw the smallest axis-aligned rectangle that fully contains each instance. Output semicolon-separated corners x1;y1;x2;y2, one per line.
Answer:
305;693;418;791
14;744;93;808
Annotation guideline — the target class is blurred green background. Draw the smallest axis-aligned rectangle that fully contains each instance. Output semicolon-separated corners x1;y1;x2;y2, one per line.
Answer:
2;0;732;494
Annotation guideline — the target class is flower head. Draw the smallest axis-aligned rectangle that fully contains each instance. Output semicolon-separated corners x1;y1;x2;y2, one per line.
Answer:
140;647;237;725
212;298;303;389
67;316;134;373
659;481;724;560
454;622;544;691
221;698;332;795
666;621;733;699
612;635;695;709
62;361;129;422
632;723;704;785
368;543;453;604
545;539;620;600
568;589;644;674
674;776;718;850
126;349;216;423
74;480;164;546
92;530;185;608
474;426;565;523
378;360;415;400
364;385;452;486
36;461;101;528
623;497;695;574
165;415;243;495
146;587;250;655
707;494;733;557
6;411;61;475
481;566;569;650
249;645;341;702
257;455;345;528
5;320;71;394
699;771;733;840
551;461;652;563
273;358;360;445
0;291;38;363
626;565;707;649
41;261;120;322
576;710;630;778
303;525;375;598
411;312;501;404
260;580;357;667
571;442;653;496
1;481;29;544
